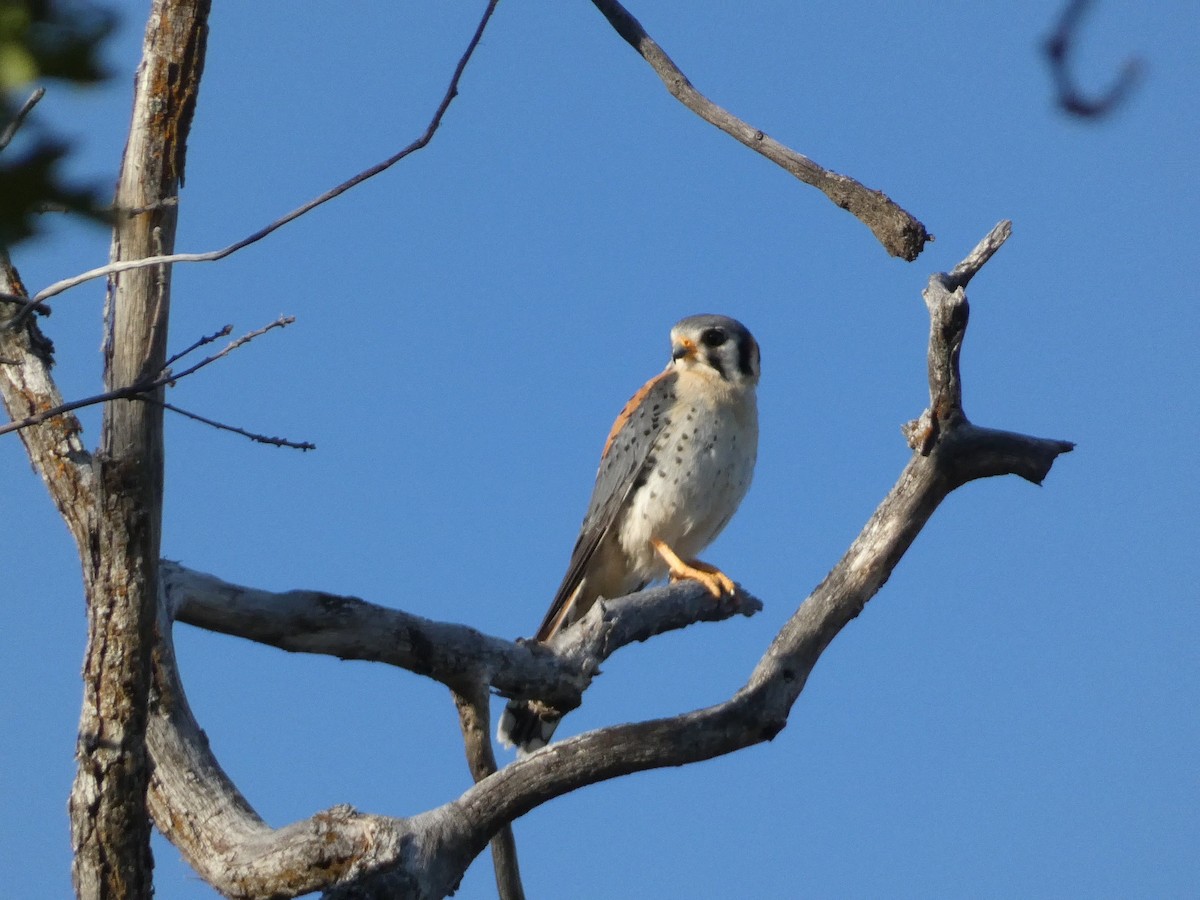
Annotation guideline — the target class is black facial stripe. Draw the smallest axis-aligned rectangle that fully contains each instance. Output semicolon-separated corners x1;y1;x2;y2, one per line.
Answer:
736;332;757;378
704;350;727;380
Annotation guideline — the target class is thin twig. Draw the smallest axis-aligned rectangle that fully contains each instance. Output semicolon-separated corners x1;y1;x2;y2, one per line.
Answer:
1045;0;1141;117
153;400;315;451
163;324;233;369
3;0;501;326
0;317;293;438
0;87;45;152
588;0;930;260
165;316;293;385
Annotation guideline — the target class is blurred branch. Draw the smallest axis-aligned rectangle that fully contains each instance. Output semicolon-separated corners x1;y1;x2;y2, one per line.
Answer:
4;0;501;325
588;0;931;260
0;87;46;152
1044;0;1141;117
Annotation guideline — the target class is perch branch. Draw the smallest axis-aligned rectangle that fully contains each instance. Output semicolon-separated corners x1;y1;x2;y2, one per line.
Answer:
2;0;500;326
588;0;930;260
442;222;1075;851
160;561;761;715
147;565;759;898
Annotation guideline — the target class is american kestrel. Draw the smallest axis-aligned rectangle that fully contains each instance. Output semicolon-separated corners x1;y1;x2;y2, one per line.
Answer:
498;314;760;753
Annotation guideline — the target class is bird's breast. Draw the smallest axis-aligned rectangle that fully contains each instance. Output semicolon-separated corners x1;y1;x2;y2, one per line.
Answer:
617;384;757;571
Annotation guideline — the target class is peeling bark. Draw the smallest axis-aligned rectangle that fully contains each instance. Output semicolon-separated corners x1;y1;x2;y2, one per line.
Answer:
66;2;210;898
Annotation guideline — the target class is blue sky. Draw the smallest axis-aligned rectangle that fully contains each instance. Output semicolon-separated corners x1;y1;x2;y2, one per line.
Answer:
3;2;1197;897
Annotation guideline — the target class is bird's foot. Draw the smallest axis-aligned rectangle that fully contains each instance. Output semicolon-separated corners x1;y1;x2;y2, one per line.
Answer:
651;538;736;597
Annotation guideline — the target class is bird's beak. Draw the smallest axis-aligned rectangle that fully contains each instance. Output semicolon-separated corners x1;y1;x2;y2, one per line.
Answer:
672;337;697;361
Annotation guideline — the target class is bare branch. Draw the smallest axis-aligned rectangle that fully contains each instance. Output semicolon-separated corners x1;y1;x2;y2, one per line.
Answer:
453;685;525;900
588;0;931;260
948;219;1012;289
1045;0;1141;118
901;220;1012;453
160;562;760;715
904;220;1073;467
0;383;128;437
163;322;231;368
154;400;316;450
148;564;758;898
3;0;501;326
0;86;46;151
165;315;293;383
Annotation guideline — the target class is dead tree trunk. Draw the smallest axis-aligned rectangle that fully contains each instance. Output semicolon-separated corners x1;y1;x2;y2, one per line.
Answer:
66;3;209;898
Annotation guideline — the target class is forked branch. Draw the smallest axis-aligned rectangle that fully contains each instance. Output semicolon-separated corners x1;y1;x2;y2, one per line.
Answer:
0;317;295;439
147;566;760;898
145;223;1071;898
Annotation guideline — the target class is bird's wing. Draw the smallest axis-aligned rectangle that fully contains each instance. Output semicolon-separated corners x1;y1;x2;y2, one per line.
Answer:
534;369;678;641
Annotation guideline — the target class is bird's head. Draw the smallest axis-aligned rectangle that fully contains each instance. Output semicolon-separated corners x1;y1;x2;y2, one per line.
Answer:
669;314;760;389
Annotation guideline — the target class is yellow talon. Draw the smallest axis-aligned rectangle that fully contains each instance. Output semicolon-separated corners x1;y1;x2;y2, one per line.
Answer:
651;538;736;597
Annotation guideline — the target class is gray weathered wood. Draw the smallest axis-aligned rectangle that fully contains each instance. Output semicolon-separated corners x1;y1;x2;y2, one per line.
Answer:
589;0;931;260
67;2;210;898
160;560;762;719
0;253;97;541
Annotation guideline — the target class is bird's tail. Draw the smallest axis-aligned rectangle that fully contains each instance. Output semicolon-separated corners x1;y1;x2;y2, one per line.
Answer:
497;699;561;755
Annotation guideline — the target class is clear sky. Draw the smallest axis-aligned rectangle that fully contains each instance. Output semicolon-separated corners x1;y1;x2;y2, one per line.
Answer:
3;2;1197;897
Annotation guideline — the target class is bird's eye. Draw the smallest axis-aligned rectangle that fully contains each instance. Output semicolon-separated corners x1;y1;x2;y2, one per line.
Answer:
700;328;727;348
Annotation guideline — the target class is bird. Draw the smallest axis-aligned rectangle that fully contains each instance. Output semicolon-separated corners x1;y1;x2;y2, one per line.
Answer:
498;314;760;754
